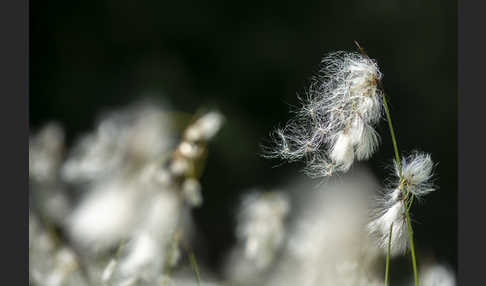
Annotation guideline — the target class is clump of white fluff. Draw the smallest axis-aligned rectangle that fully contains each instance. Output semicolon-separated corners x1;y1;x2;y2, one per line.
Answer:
398;151;436;198
368;152;436;256
264;51;383;177
419;263;456;286
260;168;383;286
235;191;290;269
29;122;65;183
30;212;86;286
29;123;72;225
184;111;224;142
68;179;143;251
61;102;174;183
367;196;408;256
29;99;228;285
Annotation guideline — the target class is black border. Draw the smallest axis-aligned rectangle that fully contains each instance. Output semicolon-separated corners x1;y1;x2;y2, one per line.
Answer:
0;0;28;283
459;0;486;284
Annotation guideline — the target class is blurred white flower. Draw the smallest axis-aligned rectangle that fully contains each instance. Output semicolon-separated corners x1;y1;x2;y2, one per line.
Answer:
184;111;224;142
419;263;456;286
182;178;203;207
29;122;65;183
118;233;163;280
29;123;71;225
101;259;118;283
266;168;382;286
236;191;290;270
68;179;143;251
61;103;174;183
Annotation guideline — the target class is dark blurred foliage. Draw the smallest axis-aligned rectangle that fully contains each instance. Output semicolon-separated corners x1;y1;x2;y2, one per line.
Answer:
30;0;456;277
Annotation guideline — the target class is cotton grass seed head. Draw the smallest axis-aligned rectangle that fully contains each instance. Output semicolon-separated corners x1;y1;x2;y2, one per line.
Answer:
367;201;408;257
368;151;436;256
397;151;436;198
264;50;384;177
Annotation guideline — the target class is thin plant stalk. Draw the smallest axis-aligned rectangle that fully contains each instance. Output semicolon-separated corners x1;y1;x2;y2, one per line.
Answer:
181;240;201;286
188;251;201;286
380;91;419;286
405;186;419;286
385;222;394;286
380;92;401;176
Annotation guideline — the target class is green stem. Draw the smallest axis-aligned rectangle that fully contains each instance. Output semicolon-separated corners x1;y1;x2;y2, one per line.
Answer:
188;251;201;286
380;92;402;176
405;210;419;285
180;238;201;286
380;91;419;286
385;222;394;286
406;194;415;212
405;187;419;286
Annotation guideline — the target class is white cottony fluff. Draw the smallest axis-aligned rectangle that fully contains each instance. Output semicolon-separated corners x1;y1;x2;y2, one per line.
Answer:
29;103;227;286
182;178;203;206
185;111;224;142
68;180;142;251
259;168;383;286
419;263;456;286
61;103;174;183
348;115;365;145
398;151;436;197
368;152;436;256
329;131;354;171
264;51;384;177
29;122;65;183
29;123;72;225
101;259;118;283
367;200;408;256
235;191;290;269
118;233;162;280
355;123;380;160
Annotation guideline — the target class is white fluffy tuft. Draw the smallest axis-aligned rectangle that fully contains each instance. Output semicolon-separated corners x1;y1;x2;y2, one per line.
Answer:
264;51;384;177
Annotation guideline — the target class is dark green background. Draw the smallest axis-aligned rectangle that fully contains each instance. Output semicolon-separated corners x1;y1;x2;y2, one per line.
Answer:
30;0;457;278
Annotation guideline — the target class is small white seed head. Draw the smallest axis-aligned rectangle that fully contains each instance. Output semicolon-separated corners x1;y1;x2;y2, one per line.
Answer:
398;151;436;197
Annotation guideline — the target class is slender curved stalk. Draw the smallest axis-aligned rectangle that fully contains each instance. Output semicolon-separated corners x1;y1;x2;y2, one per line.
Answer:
380;91;419;286
385;222;394;286
380;92;402;176
180;239;201;286
407;194;415;212
405;186;419;286
188;251;201;286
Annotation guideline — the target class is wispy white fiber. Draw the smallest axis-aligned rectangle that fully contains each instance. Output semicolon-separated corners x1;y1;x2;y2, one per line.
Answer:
367;199;408;256
329;131;354;171
368;152;436;256
398;151;436;197
264;51;383;177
